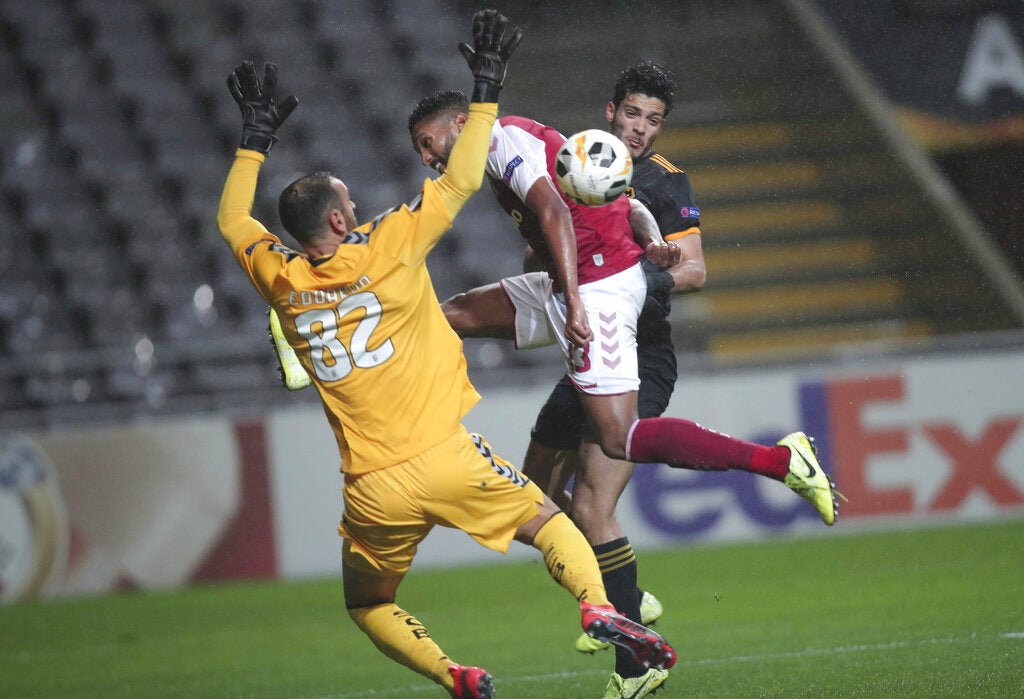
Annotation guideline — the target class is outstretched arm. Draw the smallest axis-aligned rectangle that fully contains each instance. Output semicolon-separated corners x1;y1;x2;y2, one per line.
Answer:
217;150;268;255
434;10;522;216
217;61;298;253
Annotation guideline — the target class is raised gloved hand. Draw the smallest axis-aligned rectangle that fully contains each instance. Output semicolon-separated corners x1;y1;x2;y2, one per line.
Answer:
227;61;298;155
458;9;523;103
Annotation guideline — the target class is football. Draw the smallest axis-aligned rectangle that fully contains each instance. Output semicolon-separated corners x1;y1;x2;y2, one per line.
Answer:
554;129;633;206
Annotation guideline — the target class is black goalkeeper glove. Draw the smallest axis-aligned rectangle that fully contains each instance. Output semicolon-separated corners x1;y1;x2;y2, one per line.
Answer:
458;9;523;103
227;61;299;155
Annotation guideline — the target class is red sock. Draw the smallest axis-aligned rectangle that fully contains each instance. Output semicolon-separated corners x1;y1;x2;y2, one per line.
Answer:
626;417;791;481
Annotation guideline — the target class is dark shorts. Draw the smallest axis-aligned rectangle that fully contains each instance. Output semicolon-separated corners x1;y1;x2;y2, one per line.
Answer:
530;328;678;451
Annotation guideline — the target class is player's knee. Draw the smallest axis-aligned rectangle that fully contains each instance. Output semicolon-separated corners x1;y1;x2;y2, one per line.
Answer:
515;500;560;545
596;433;628;460
567;497;590;525
346;600;391;633
566;500;602;541
347;604;367;628
584;413;633;460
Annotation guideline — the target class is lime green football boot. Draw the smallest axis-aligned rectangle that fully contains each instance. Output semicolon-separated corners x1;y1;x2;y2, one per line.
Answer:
601;668;669;698
268;307;311;391
778;431;846;525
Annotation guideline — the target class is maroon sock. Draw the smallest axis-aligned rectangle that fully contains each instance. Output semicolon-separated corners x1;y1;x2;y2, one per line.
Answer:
626;417;791;481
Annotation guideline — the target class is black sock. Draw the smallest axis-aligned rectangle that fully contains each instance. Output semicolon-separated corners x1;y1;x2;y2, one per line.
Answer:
593;537;645;678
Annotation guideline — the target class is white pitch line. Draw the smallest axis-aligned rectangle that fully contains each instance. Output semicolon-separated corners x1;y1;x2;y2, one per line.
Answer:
316;631;1024;699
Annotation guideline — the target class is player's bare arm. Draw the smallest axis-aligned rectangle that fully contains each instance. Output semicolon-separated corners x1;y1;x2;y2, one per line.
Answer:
522;244;543;273
629;198;681;270
665;232;706;293
525;178;593;347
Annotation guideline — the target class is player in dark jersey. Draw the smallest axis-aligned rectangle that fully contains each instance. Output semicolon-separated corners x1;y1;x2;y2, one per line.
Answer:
522;61;708;698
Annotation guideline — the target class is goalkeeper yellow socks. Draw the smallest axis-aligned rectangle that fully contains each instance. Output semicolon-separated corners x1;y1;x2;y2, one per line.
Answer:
532;512;610;606
348;603;455;692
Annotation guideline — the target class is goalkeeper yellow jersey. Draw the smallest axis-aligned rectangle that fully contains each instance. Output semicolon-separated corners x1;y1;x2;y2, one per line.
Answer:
217;104;498;475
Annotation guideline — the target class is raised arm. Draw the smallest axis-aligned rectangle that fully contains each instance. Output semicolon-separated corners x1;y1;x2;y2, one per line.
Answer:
216;61;297;252
433;10;521;213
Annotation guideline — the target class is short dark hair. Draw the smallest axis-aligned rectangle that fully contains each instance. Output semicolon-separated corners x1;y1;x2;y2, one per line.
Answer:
612;60;676;115
278;171;339;243
407;89;469;136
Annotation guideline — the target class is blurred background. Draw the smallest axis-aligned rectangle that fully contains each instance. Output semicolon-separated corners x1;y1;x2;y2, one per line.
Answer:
0;0;1021;428
0;0;1022;602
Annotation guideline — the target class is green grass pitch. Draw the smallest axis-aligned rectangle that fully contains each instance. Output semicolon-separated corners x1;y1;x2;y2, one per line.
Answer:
2;519;1022;698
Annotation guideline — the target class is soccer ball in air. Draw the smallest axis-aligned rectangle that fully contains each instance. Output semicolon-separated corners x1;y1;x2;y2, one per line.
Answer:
554;129;633;206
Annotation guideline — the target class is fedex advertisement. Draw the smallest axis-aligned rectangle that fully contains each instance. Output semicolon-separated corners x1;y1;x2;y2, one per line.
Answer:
268;346;1024;572
2;347;1022;600
614;350;1024;548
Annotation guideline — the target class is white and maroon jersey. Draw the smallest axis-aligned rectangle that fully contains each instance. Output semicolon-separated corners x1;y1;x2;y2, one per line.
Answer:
484;116;643;289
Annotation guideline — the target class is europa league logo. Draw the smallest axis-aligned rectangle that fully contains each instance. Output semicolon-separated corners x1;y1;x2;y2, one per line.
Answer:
0;434;68;601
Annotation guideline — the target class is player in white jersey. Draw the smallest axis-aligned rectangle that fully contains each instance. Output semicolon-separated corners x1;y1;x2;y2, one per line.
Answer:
408;88;844;699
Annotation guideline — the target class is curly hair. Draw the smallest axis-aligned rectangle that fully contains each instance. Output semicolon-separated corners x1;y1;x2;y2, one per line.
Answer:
407;89;469;136
612;60;676;115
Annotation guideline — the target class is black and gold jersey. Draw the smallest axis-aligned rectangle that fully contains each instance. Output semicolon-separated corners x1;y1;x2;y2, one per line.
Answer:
630;149;701;325
629;150;701;241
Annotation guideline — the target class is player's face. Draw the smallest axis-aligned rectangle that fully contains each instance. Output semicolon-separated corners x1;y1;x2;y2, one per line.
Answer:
606;93;667;160
411;115;462;174
330;178;358;232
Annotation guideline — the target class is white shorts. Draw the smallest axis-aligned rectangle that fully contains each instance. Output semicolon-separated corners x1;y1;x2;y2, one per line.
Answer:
499;264;645;395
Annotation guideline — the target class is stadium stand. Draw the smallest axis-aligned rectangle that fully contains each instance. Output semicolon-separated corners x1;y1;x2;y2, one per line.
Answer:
0;0;1020;426
495;1;1021;362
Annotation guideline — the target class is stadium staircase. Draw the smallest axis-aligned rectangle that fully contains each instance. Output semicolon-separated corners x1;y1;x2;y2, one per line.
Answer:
499;0;1021;364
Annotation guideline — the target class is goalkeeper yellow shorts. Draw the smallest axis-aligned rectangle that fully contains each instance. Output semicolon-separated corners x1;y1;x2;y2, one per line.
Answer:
339;425;543;576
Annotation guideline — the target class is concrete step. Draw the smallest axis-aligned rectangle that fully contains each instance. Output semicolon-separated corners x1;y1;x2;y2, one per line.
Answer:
688;154;910;205
706;237;880;284
700;198;843;243
657;117;880;168
680;277;909;327
706;319;935;362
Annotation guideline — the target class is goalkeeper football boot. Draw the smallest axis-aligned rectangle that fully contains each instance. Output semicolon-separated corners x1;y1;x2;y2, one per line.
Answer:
601;668;669;699
778;432;846;526
576;590;664;654
267;307;311;391
448;664;494;699
580;602;676;670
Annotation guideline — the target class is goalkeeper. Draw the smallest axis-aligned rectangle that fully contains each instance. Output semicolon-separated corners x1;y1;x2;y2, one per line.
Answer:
216;10;674;699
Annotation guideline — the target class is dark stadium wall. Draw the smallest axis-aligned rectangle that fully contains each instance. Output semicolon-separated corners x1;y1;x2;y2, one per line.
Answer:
817;0;1024;275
